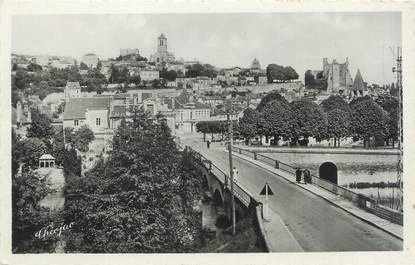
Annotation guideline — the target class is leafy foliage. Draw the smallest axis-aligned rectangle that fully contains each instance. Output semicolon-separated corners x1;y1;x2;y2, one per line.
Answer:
256;90;289;111
260;100;295;141
291;99;327;141
320;95;350;113
350;97;389;147
326;109;351;140
27;108;54;140
238;108;260;142
14;137;47;169
266;64;299;83
64;108;206;252
12;169;56;252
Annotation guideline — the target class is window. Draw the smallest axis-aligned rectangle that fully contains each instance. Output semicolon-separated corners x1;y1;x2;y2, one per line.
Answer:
74;120;79;126
96;118;101;126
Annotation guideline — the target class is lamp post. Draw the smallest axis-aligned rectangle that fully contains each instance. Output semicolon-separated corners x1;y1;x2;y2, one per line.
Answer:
226;97;236;236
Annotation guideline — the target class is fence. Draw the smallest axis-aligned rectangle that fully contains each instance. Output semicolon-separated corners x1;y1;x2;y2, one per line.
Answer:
232;146;403;226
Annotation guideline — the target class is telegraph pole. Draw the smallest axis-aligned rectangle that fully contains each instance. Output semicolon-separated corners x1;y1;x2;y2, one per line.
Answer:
226;98;236;236
395;47;403;211
392;46;403;211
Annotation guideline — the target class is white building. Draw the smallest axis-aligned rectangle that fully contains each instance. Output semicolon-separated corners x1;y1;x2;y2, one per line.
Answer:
82;53;99;68
140;70;160;81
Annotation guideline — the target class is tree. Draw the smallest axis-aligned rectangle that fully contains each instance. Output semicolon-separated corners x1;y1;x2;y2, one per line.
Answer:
284;66;299;80
109;64;120;84
152;79;162;88
291;99;327;145
266;64;286;83
304;70;316;87
320;95;350;113
260;100;295;145
27;63;43;72
196;121;209;142
12;170;56;253
128;75;141;86
387;107;399;147
350;97;389;148
238;108;260;145
15;137;47;168
27;108;54;140
390;83;398;97
256;91;289;111
13;70;32;90
80;62;89;70
72;125;95;152
160;68;177;81
326;109;351;147
63;108;205;252
375;95;399;113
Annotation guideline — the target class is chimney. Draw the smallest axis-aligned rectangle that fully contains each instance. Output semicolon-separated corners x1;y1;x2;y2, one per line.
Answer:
16;101;22;123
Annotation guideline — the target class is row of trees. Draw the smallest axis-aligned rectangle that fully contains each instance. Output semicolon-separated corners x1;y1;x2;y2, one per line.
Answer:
62;108;207;252
195;120;239;142
237;92;399;148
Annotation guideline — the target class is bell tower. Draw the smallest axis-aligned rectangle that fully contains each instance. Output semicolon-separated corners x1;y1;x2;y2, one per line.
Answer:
157;33;168;53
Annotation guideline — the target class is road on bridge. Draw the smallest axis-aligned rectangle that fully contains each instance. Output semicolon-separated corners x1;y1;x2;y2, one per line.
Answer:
184;137;402;252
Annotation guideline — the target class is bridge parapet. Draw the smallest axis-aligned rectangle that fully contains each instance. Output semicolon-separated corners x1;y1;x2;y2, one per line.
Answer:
232;146;403;226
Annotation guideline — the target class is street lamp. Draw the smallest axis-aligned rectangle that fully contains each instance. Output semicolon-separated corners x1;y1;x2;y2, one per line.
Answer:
226;97;236;236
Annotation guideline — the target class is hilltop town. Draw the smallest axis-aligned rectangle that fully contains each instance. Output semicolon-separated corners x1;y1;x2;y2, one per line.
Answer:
12;33;396;142
11;32;402;254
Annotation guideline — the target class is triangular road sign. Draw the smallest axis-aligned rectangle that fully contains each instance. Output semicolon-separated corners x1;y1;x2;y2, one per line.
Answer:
260;183;274;196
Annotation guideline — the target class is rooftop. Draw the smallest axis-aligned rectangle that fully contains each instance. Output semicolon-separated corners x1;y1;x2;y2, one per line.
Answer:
63;97;111;120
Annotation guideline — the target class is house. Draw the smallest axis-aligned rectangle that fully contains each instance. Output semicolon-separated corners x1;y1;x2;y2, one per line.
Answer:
167;90;211;133
140;70;159;81
63;97;112;133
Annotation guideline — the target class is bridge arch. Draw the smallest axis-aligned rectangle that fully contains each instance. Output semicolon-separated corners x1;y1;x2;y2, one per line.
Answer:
213;189;224;206
319;161;338;185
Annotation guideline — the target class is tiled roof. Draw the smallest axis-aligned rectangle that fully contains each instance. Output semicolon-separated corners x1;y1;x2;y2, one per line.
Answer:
111;105;127;117
63;97;111;120
40;154;55;160
167;90;210;110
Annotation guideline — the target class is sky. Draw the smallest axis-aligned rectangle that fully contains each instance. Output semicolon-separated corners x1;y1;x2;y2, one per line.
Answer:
12;12;401;84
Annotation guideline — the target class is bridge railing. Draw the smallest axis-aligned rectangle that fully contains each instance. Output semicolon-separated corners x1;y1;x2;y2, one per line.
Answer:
186;146;252;208
232;146;403;225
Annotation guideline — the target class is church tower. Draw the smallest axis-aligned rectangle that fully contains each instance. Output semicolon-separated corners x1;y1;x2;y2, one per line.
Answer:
157;33;168;53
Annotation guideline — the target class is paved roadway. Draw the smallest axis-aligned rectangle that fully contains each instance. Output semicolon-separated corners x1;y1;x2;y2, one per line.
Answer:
184;137;402;252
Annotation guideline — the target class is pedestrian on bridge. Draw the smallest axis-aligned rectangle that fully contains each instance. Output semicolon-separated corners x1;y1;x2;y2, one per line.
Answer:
296;168;302;183
232;166;239;183
304;169;312;184
206;140;210;149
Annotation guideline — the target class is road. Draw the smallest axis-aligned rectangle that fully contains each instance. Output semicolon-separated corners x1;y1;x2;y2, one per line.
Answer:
184;136;402;251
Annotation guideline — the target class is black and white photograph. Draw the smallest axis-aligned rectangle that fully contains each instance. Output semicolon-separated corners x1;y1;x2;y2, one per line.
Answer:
2;1;415;264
